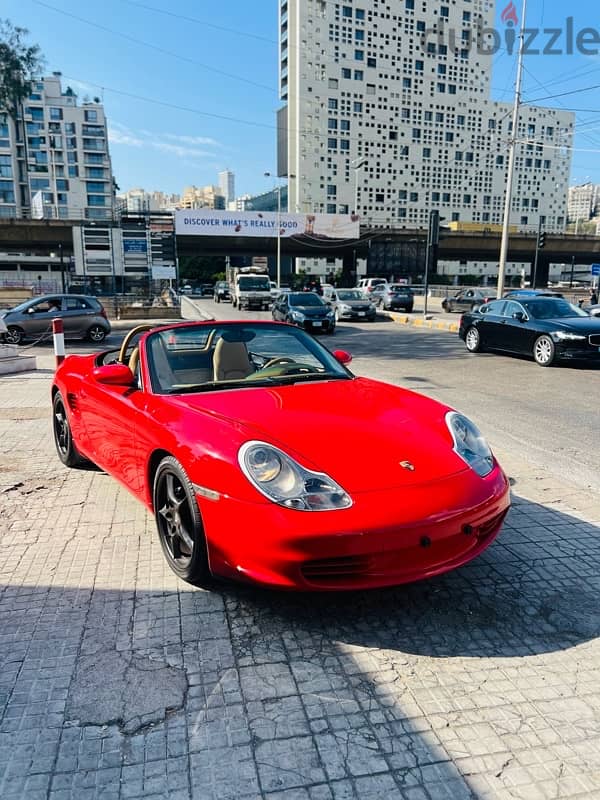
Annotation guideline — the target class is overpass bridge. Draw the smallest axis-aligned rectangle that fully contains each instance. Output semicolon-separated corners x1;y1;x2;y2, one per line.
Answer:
1;219;599;285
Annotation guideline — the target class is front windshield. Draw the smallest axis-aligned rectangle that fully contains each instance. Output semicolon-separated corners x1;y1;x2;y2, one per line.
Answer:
523;299;588;319
289;293;324;307
146;322;351;394
337;290;364;301
238;277;269;290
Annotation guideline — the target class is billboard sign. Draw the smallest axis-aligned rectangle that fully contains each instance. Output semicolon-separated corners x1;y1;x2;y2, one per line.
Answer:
123;238;147;253
151;265;176;279
175;210;360;240
591;264;600;276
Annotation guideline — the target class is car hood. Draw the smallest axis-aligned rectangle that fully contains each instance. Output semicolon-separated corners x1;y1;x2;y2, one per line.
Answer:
540;316;600;332
167;377;468;492
290;305;330;315
338;299;373;308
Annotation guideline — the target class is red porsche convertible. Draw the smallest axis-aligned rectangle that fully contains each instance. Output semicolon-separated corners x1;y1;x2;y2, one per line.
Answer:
52;320;510;590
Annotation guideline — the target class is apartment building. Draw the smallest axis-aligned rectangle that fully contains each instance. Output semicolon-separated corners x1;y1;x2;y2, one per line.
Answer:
0;73;115;220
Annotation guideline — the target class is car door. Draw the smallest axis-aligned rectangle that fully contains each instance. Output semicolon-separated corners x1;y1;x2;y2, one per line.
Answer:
476;300;507;348
497;300;528;353
22;296;64;339
62;296;94;337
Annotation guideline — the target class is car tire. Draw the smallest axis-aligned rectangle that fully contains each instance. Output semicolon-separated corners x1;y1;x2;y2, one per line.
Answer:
153;456;211;586
5;326;24;345
87;325;107;343
465;326;483;353
52;391;89;468
533;335;556;367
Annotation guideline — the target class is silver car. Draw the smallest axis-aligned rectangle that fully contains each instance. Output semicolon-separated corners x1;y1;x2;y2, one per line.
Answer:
1;294;111;345
325;288;377;322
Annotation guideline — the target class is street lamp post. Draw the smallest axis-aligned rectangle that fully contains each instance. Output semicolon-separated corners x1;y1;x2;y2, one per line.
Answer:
352;157;367;218
264;172;295;287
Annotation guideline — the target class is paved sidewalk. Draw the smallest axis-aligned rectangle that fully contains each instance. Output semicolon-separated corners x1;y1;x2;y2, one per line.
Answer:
1;365;599;799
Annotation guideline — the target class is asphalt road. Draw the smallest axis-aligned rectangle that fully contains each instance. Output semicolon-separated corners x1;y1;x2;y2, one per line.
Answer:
24;298;600;493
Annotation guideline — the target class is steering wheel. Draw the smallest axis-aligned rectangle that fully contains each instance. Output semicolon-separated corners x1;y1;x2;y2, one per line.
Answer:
260;356;296;370
118;324;156;365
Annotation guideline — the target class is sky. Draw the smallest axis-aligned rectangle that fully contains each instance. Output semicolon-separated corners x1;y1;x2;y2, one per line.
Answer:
4;0;600;197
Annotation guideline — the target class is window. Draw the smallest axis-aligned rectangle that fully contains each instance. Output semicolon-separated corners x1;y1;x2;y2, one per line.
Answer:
431;192;440;202
0;155;12;178
463;11;471;21
86;182;106;193
327;138;337;149
403;78;412;89
327;204;337;214
340;139;350;151
342;6;352;17
328;118;338;130
440;6;449;17
328;78;339;89
84;109;98;122
340;119;350;131
49;107;63;120
27;107;44;121
68;166;79;177
406;0;415;8
342;68;351;79
355;30;365;41
409;192;418;202
354;70;363;80
56;179;69;191
463;194;472;204
353;101;363;112
366;84;375;94
437;83;446;93
327;184;337;196
87;195;106;206
415;60;424;72
423;147;431;158
355;8;365;19
457;115;465;125
412;128;421;140
390;131;398;140
367;57;376;67
445;132;454;142
328;98;338;109
354;50;364;60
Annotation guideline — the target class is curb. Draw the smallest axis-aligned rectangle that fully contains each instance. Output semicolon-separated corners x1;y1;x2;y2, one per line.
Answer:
383;310;459;333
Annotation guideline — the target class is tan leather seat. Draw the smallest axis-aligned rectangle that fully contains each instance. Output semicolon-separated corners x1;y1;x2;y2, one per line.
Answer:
212;338;254;381
128;346;140;375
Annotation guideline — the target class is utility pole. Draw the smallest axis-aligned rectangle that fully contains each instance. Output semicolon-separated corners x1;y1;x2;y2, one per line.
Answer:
497;0;528;299
59;242;66;293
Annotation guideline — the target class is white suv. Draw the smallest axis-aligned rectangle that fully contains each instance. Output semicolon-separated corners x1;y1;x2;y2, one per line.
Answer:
357;278;389;295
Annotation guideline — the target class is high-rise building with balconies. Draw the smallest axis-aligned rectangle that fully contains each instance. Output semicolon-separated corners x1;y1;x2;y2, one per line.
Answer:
0;73;115;220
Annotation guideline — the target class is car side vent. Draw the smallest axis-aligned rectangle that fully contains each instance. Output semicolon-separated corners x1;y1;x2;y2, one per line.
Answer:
66;393;78;412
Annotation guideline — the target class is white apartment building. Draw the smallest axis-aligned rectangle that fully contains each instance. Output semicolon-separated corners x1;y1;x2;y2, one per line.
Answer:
0;73;115;220
280;1;574;278
180;185;225;209
567;183;599;224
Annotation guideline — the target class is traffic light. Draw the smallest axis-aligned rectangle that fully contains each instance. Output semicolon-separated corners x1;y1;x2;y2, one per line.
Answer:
537;229;546;250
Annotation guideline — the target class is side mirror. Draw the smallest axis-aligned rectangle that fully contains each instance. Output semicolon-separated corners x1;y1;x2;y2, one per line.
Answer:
333;349;352;365
92;364;135;386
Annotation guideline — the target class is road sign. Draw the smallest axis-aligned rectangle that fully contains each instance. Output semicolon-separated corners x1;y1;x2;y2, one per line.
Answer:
592;264;600;276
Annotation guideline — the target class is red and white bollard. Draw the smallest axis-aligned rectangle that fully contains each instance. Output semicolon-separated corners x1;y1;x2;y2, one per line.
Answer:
52;317;65;368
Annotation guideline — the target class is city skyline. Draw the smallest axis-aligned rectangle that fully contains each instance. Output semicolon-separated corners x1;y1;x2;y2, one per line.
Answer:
3;0;600;200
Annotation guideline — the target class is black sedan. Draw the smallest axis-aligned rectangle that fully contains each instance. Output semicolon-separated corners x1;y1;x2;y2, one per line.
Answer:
459;297;600;366
442;289;494;313
272;292;336;334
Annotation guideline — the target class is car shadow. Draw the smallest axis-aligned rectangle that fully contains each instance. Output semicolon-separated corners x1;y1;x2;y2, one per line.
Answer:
217;494;600;658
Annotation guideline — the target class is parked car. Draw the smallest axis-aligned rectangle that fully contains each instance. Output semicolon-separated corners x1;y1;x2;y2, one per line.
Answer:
442;289;494;313
51;319;510;589
200;284;214;297
379;284;415;312
586;304;600;318
459;296;600;366
214;281;231;303
357;277;389;296
272;291;336;334
325;289;377;322
0;294;110;345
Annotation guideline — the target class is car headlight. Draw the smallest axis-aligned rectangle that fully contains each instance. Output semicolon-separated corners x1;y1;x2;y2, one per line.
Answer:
291;310;305;321
552;331;586;341
445;412;494;477
239;441;352;511
339;304;351;312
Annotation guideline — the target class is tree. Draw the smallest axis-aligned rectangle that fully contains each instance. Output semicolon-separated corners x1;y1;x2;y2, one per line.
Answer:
0;20;44;117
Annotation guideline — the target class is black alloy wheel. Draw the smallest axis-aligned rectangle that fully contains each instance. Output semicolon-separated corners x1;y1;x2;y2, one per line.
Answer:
52;392;88;467
87;325;107;343
533;335;556;367
153;456;210;585
5;326;24;345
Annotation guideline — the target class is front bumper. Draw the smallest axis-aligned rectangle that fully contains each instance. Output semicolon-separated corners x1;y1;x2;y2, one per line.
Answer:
199;465;510;591
298;318;335;333
556;344;600;361
339;310;377;321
